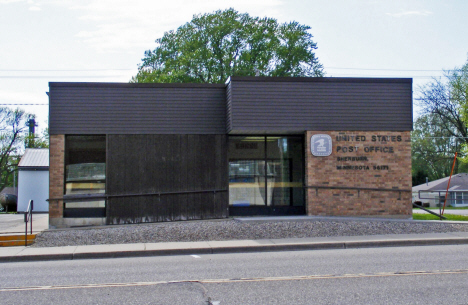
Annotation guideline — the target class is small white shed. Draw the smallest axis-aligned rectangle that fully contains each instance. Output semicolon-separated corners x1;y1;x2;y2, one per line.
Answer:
17;149;49;212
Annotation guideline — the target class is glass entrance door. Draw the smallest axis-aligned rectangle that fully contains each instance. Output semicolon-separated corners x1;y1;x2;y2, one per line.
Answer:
228;136;304;216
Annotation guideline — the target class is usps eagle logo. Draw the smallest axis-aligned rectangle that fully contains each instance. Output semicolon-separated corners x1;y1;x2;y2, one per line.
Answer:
311;134;332;156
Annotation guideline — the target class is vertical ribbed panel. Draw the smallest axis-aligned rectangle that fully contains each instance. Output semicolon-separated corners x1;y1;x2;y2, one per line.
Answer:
106;134;228;224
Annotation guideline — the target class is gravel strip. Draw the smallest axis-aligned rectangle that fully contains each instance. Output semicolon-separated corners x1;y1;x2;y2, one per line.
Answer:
32;219;468;248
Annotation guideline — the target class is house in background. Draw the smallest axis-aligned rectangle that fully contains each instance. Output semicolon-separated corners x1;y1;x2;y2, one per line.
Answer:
412;173;468;208
17;149;49;212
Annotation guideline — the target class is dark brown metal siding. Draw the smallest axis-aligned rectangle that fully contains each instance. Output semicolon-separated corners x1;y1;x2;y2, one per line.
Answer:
106;134;228;224
49;83;226;135
227;77;413;133
226;81;233;134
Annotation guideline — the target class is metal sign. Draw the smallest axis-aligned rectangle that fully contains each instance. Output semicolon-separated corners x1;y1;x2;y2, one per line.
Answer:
311;134;332;156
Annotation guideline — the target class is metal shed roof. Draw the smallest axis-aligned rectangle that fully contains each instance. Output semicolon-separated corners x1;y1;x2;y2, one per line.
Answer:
18;149;49;168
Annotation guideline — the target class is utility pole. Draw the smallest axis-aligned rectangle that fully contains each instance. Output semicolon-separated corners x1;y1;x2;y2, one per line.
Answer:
26;118;37;148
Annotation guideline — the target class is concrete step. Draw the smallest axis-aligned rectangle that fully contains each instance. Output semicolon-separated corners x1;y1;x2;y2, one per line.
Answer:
0;234;36;241
0;240;35;247
0;234;36;247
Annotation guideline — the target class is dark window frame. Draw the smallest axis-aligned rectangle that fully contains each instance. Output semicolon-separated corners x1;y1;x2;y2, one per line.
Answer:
64;135;107;218
228;135;305;215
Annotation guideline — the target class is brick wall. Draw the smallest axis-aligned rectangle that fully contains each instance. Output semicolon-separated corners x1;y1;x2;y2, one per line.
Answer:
49;135;64;220
305;131;412;218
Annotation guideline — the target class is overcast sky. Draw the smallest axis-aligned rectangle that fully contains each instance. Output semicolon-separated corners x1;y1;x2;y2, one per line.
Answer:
1;0;468;133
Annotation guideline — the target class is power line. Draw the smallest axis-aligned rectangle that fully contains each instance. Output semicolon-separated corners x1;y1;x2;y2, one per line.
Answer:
0;104;48;106
325;67;462;72
416;137;468;139
0;74;446;80
0;66;458;80
0;76;129;79
0;67;461;72
327;75;441;79
0;69;134;72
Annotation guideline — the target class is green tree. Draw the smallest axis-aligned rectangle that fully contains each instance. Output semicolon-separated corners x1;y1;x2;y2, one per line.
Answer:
132;8;324;84
414;56;468;184
0;108;30;190
454;59;468;135
417;61;468;143
411;113;466;185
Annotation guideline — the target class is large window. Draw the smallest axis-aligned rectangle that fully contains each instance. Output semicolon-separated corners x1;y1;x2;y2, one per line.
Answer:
64;135;106;217
228;136;304;214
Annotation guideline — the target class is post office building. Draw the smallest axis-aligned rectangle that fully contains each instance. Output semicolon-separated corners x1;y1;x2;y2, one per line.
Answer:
48;76;412;228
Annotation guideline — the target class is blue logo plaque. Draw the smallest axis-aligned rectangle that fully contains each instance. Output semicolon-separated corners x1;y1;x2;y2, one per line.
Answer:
311;134;332;156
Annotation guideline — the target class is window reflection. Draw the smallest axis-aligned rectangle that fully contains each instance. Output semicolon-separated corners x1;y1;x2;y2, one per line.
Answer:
64;136;106;210
229;137;266;206
228;136;304;208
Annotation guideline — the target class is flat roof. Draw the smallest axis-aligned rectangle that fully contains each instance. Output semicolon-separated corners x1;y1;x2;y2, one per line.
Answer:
50;76;413;88
227;76;412;84
49;82;225;89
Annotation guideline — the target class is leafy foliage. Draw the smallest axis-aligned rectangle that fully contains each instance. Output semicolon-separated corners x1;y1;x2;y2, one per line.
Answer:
412;113;467;184
0;108;30;190
417;65;468;142
132;8;324;84
414;57;468;184
25;125;49;149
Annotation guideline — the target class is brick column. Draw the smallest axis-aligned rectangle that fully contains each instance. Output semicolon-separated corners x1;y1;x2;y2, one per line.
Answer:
49;135;65;222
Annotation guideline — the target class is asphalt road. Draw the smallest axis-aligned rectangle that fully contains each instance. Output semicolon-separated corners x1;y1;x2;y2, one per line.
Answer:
1;245;468;304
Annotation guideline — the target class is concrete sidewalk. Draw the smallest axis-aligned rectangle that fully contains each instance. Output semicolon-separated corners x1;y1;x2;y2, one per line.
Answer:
2;231;468;263
0;214;49;235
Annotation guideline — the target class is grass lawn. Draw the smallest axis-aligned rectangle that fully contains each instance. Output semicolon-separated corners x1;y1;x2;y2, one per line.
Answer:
426;206;468;210
413;213;468;221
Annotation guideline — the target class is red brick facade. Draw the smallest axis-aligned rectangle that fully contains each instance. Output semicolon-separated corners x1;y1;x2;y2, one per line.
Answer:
49;135;64;220
305;131;412;218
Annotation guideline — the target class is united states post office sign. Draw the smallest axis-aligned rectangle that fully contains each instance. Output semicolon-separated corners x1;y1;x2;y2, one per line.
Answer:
311;134;332;156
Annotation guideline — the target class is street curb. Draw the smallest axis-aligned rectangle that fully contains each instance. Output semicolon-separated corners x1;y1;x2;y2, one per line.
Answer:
0;254;74;262
2;237;468;263
344;238;468;249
